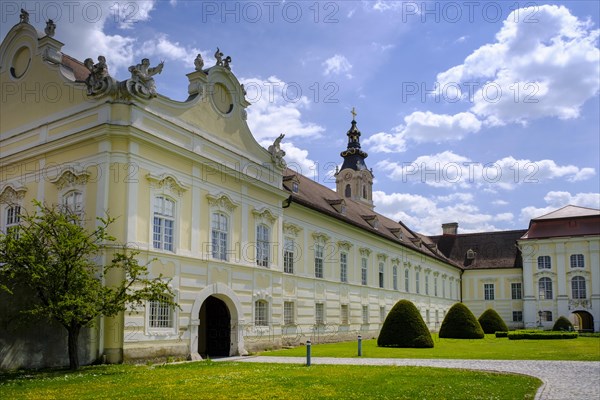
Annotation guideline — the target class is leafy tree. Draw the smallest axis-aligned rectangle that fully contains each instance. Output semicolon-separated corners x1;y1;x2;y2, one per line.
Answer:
478;308;509;334
0;201;177;370
378;300;433;348
439;303;484;339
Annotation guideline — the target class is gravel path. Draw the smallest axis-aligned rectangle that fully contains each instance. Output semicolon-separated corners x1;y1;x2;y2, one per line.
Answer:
222;356;600;400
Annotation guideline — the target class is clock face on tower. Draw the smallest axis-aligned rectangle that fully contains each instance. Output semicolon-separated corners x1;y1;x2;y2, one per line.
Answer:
344;172;352;180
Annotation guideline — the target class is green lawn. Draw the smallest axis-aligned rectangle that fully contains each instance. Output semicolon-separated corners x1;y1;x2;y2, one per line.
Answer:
0;362;541;400
263;334;600;361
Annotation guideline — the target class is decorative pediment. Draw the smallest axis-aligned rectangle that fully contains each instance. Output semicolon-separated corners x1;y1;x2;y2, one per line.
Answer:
359;247;372;257
377;253;388;262
0;184;27;204
414;265;422;272
389;227;403;240
253;290;272;301
146;173;188;197
567;270;590;278
50;168;90;190
481;277;498;283
337;240;353;251
404;261;412;268
253;207;277;225
206;192;239;212
441;273;448;279
312;232;330;243
391;257;401;265
424;267;432;274
534;270;556;278
433;271;440;277
283;222;302;237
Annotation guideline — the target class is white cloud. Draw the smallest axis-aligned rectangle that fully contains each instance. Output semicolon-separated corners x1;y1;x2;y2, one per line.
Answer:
322;54;353;78
241;76;325;142
372;1;406;12
373;191;509;235
363;130;407;153
376;151;596;189
520;191;600;222
138;34;205;69
436;5;600;125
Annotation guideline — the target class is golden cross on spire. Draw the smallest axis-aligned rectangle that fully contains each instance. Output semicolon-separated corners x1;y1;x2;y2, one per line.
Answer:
351;107;357;120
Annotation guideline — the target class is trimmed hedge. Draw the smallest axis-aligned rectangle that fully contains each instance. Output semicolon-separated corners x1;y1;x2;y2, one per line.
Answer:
377;300;434;348
478;309;509;334
508;330;578;340
552;316;574;331
439;303;484;339
495;331;508;338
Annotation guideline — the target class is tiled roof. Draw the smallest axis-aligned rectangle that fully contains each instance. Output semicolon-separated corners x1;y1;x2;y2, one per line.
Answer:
532;205;600;220
282;169;460;268
522;206;600;239
61;53;90;82
430;229;527;270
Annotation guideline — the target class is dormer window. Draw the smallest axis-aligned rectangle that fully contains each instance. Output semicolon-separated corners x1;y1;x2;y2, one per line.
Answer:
292;182;299;193
389;228;403;240
466;249;476;259
327;199;347;214
362;215;379;229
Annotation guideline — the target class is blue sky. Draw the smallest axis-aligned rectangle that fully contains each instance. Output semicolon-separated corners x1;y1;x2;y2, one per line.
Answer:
2;1;599;234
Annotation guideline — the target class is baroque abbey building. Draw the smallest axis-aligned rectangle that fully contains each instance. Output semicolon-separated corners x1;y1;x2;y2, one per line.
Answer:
1;17;598;369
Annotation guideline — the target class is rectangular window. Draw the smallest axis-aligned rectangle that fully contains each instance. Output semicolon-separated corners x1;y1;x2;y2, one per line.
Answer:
572;277;587;299
541;311;553;322
392;266;398;290
511;283;522;300
570;254;584;268
341;304;349;325
4;205;21;233
442;279;446;298
63;190;83;222
537;255;551;269
539;278;553;300
512;311;523;322
149;295;173;328
361;258;368;285
315;243;324;278
255;300;268;326
256;224;270;267
284;237;294;274
362;305;369;324
425;275;429;295
484;283;495;300
405;269;409;292
315;303;325;325
380;306;386;323
378;262;384;288
153;196;175;251
211;212;228;260
340;252;348;283
284;301;294;325
416;272;420;294
434;277;438;297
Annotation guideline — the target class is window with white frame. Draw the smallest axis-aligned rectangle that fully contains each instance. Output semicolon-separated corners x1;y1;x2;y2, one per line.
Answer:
415;271;420;294
148;295;174;329
362;305;369;324
340;252;348;283
153;196;175;252
434;277;438;297
537;255;551;269
484;283;495;300
284;237;294;274
449;281;453;299
380;306;385;322
511;282;522;300
392;265;398;290
404;269;409;292
341;304;349;325
425;274;429;295
256;224;270;267
572;276;586;299
442;278;446;298
4;205;21;233
541;311;552;322
315;303;325;325
570;254;584;268
512;311;523;322
361;257;368;285
63;190;83;222
211;212;229;260
538;277;553;300
255;300;268;326
378;262;384;288
284;301;294;325
314;243;324;278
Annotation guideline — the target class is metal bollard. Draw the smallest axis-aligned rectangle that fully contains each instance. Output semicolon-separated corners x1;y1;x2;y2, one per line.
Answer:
306;340;312;366
358;335;362;357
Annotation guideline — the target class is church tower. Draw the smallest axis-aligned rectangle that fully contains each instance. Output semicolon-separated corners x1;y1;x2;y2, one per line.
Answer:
335;108;374;210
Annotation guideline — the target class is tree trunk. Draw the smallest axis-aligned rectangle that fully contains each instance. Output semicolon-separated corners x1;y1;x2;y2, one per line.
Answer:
68;325;81;370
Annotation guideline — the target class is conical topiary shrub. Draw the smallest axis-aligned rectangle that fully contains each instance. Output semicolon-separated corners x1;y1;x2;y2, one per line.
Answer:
439;303;484;339
552;316;574;331
478;308;509;334
377;300;434;348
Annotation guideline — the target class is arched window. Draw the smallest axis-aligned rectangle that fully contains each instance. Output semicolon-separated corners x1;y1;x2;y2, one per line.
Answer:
4;205;21;233
572;276;586;299
211;212;229;260
537;255;551;269
378;262;385;288
404;269;409;292
256;224;270;267
153;196;175;251
392;265;398;290
63;190;83;221
415;271;420;294
255;300;268;326
345;184;351;198
538;277;553;300
362;185;367;199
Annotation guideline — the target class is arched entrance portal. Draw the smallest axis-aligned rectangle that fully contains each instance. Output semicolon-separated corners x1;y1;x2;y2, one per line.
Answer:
571;310;594;332
189;283;247;360
199;296;231;357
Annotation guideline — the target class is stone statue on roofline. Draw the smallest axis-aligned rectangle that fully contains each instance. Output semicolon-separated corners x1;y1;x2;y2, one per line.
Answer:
84;55;115;98
268;133;286;168
20;9;29;24
45;19;56;37
194;53;204;71
127;58;164;98
223;56;232;70
215;48;224;66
